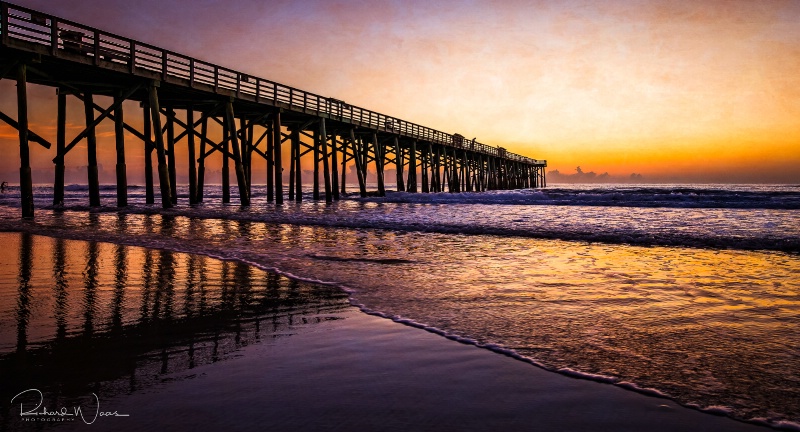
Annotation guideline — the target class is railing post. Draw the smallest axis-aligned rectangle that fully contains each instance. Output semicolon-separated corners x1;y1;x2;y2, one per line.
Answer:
213;65;219;92
93;30;100;65
1;3;9;46
189;58;194;87
128;41;135;73
50;18;58;56
161;51;168;81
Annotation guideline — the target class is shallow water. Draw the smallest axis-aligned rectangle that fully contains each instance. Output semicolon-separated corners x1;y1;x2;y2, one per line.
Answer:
0;184;799;428
0;233;350;429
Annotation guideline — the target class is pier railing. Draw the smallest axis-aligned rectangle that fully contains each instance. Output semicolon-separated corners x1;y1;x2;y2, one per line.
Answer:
0;1;544;167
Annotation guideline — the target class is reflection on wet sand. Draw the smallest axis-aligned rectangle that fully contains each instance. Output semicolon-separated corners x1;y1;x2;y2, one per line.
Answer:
0;233;349;429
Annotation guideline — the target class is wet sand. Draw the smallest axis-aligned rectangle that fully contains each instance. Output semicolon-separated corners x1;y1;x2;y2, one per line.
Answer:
90;310;767;432
0;232;772;431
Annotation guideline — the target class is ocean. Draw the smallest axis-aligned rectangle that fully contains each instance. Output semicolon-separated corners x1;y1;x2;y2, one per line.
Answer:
0;183;798;429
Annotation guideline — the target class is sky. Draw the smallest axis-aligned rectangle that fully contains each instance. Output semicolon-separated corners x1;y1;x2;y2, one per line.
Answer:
1;0;799;184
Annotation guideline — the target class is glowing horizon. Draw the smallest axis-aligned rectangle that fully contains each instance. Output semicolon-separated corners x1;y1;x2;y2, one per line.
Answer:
1;0;799;184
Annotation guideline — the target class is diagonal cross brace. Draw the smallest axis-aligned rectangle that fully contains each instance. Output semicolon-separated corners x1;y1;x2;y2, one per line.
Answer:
166;103;224;143
56;84;142;159
0;109;52;149
160;107;236;161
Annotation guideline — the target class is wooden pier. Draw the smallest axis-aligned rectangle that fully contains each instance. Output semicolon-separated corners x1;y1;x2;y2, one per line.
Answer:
0;2;546;218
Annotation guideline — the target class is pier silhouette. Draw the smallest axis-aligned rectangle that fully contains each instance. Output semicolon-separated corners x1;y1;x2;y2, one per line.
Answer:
0;2;546;218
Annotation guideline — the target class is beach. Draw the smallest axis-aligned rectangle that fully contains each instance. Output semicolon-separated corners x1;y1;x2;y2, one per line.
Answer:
0;232;771;431
0;184;798;431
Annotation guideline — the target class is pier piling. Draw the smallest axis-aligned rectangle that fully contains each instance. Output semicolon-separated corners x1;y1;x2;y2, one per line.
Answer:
83;92;100;207
53;90;66;207
16;63;33;217
114;91;127;207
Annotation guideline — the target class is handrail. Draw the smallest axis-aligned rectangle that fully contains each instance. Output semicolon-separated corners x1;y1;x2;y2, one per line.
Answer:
0;1;545;166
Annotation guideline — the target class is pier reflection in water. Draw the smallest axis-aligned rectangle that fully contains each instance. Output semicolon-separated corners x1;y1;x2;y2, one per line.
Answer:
0;232;350;425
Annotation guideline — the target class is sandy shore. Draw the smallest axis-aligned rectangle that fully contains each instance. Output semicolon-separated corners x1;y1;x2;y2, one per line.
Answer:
0;232;776;431
57;308;767;432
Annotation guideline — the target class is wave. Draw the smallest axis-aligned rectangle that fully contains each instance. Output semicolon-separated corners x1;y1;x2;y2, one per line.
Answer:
11;184;800;210
0;204;796;253
362;186;800;209
2;184;799;253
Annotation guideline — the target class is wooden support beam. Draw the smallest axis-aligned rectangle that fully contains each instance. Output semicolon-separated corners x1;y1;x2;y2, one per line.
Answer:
143;100;155;204
479;155;486;191
148;84;173;209
53;91;66;206
407;140;417;193
245;121;255;194
429;145;438;192
249;128;269;158
320;119;332;203
197;117;207;203
288;129;295;201
83;93;101;207
450;151;457;192
0;61;20;84
114;91;127;207
166;107;177;204
340;135;347;196
349;129;367;197
313;125;320;200
170;104;223;143
187;107;197;204
428;142;437;192
436;146;442;190
222;115;230;204
460;151;467;192
17;64;34;218
273;111;283;205
292;128;302;202
421;143;429;193
442;149;450;192
225;101;250;206
210;116;225;128
373;132;385;197
197;129;236;160
0;110;52;149
462;150;472;192
395;137;405;192
71;93;148;144
266;121;274;202
360;136;369;183
330;133;340;200
59;84;141;158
